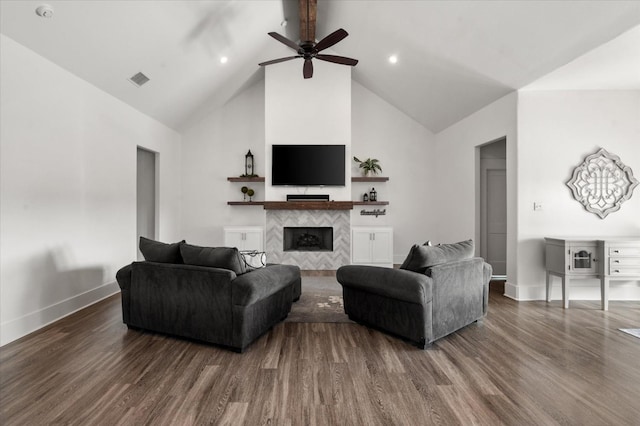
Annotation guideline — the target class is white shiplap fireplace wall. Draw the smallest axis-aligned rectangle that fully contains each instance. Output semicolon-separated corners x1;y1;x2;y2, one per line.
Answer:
264;60;352;270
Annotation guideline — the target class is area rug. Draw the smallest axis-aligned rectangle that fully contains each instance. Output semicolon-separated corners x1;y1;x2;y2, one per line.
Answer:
285;276;352;323
619;328;640;339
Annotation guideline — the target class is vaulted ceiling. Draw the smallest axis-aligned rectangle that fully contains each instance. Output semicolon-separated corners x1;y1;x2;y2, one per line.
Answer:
2;1;639;133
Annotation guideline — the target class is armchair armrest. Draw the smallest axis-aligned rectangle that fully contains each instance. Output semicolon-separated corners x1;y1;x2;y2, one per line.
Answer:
115;263;133;324
129;262;238;343
427;257;486;340
337;265;432;305
116;263;132;291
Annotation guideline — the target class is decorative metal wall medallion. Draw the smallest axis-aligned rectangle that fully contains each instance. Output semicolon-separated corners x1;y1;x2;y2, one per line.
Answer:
566;148;639;219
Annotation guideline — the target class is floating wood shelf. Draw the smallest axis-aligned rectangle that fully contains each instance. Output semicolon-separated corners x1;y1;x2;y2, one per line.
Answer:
263;201;354;210
230;201;388;208
227;201;265;206
351;176;389;182
352;201;389;206
227;177;265;182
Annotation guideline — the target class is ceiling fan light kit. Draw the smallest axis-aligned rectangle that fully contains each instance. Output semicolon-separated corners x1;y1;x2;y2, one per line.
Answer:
259;0;358;79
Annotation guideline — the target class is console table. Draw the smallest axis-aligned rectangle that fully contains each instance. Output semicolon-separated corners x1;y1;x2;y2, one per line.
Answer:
545;237;640;310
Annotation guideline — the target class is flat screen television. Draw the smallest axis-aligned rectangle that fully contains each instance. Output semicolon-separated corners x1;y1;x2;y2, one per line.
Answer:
272;144;345;186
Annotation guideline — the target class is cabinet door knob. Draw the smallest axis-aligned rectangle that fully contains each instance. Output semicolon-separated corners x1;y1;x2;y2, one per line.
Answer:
614;260;620;263
613;250;620;253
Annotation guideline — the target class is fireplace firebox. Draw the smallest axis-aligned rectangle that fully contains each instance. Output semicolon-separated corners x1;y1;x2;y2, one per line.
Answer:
283;227;333;252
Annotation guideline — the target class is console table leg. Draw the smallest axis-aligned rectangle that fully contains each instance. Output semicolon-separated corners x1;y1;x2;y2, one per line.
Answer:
562;276;569;309
546;271;552;302
601;277;609;311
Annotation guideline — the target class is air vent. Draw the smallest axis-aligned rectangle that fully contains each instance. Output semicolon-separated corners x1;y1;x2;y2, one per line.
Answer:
128;72;150;87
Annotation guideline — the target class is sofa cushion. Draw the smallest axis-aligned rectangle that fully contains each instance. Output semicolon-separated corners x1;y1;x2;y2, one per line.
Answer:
400;239;474;273
232;264;300;306
139;237;185;264
180;243;246;275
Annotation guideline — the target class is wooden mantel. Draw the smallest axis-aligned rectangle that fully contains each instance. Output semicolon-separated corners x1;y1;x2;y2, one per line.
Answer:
263;201;354;210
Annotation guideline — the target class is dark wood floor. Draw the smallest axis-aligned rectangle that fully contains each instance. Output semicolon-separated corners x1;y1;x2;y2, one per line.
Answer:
1;285;639;425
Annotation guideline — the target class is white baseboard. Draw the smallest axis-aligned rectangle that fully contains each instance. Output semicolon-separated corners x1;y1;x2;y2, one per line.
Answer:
503;282;640;301
0;281;119;347
504;281;520;300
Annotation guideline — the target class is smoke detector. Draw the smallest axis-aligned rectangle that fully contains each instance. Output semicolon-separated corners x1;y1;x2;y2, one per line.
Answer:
35;4;54;18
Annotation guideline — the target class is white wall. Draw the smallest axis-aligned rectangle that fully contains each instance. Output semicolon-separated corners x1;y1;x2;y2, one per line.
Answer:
0;35;182;346
434;92;518;284
351;81;435;263
180;67;435;263
516;90;640;300
181;80;266;246
265;59;352;202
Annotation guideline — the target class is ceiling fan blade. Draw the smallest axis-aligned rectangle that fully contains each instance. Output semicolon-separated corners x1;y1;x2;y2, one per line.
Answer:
258;56;301;66
314;28;349;52
267;32;300;52
303;58;313;79
315;54;358;66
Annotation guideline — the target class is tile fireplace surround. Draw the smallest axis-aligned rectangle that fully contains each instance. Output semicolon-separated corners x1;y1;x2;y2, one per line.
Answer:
266;210;350;270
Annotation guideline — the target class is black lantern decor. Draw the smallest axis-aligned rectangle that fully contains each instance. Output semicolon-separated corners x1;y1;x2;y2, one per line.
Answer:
244;150;254;177
369;187;377;202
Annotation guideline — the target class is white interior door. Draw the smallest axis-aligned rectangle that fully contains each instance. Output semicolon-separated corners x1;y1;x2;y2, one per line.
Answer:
137;147;157;260
481;159;507;276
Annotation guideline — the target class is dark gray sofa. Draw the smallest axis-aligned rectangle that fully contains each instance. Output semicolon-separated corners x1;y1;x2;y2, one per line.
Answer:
116;239;301;352
337;240;492;348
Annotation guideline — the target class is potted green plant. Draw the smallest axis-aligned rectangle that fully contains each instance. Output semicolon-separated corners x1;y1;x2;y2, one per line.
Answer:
353;156;382;176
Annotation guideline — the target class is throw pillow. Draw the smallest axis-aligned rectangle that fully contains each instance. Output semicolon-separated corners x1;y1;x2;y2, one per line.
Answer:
139;237;185;264
400;239;474;273
240;250;267;271
180;243;246;275
398;240;434;269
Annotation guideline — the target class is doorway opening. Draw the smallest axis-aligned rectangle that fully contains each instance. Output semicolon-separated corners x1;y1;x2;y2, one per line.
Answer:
477;138;506;279
137;147;158;260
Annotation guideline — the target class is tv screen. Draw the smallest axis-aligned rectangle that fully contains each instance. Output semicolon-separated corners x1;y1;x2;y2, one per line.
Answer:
272;145;345;186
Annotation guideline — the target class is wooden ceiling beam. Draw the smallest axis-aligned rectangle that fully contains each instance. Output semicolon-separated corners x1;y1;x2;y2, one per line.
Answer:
299;0;317;43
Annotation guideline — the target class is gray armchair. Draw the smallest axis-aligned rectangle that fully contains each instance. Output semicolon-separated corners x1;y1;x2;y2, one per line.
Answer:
337;241;491;348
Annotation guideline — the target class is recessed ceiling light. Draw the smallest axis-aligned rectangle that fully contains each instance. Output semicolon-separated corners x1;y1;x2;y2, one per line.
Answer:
220;56;228;64
388;55;398;64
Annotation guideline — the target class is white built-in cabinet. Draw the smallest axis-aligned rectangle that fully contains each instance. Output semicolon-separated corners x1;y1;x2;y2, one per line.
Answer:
224;226;264;251
351;227;393;267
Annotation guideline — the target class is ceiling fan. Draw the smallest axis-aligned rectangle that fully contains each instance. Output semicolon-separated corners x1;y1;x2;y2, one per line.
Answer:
258;0;358;79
